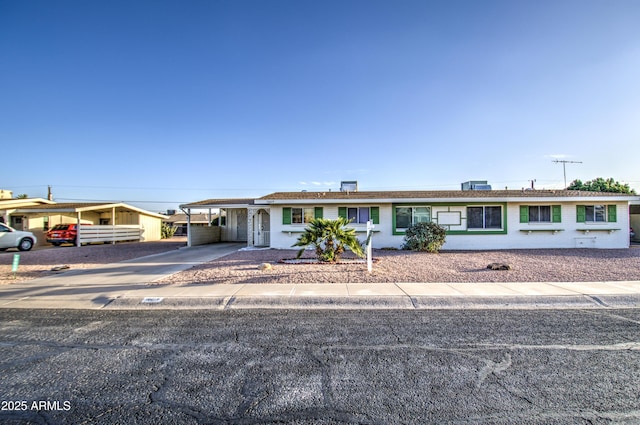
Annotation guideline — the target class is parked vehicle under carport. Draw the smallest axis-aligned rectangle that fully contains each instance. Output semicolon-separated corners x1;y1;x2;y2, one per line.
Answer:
46;224;81;246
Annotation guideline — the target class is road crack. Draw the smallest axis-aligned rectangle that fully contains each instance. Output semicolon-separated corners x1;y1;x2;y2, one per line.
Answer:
476;353;512;388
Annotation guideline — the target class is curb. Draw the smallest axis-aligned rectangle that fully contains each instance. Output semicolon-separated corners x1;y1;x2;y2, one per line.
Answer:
101;294;640;310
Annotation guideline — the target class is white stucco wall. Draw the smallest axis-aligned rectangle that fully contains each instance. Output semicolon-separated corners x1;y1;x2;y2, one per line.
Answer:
268;201;630;250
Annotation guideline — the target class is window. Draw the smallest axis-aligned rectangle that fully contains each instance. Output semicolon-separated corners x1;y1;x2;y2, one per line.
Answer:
585;205;606;222
292;207;315;224
283;207;323;224
348;207;369;224
339;207;379;224
529;206;551;223
467;206;502;229
577;205;617;223
520;205;561;223
347;207;370;224
394;206;431;230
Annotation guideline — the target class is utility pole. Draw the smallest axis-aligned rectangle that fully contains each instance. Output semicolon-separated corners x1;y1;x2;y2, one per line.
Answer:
553;160;582;188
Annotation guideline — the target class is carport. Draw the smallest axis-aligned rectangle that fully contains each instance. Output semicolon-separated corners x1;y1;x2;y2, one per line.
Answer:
180;198;261;247
14;203;167;246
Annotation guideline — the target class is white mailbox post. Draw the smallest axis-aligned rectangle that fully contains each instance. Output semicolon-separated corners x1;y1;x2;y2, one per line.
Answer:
366;220;374;273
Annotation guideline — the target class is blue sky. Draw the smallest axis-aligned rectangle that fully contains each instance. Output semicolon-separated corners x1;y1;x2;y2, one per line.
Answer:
1;0;639;212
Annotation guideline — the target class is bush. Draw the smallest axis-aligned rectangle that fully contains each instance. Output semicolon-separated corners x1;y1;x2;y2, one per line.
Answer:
402;222;447;253
161;224;178;239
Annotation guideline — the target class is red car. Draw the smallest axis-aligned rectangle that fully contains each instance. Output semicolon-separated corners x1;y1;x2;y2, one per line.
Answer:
46;224;81;246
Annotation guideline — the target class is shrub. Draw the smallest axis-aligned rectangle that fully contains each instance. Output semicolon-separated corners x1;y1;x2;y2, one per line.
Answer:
402;222;447;253
161;224;178;239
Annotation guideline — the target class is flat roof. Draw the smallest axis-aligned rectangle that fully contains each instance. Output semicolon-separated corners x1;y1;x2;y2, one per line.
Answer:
180;198;257;208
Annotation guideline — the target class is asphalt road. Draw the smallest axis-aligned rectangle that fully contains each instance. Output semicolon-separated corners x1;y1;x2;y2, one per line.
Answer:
1;309;639;424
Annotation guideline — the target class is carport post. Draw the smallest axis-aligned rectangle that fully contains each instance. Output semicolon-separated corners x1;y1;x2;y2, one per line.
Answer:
186;208;192;247
76;212;82;247
111;207;116;245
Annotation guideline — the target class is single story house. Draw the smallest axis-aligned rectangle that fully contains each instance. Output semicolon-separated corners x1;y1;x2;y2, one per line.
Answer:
10;202;167;245
181;189;638;250
0;197;56;231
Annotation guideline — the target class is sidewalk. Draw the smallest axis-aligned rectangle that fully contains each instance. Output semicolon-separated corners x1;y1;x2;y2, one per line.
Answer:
1;244;639;310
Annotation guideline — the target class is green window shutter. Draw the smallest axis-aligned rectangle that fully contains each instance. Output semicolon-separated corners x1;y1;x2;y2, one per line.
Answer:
338;207;347;219
314;207;323;219
519;206;529;223
371;207;380;224
282;207;291;225
576;205;586;223
552;205;562;223
607;205;617;222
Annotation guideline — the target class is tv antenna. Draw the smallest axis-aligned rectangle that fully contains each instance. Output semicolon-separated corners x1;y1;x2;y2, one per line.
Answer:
553;160;582;188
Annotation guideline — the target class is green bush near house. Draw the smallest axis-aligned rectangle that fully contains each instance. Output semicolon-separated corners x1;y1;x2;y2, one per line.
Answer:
161;224;178;239
402;222;447;253
293;217;364;263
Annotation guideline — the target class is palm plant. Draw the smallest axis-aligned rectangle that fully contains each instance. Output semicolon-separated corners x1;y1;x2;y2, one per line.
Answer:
293;217;364;262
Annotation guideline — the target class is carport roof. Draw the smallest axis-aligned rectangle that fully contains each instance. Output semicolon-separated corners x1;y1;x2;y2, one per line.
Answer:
180;198;257;209
14;202;168;219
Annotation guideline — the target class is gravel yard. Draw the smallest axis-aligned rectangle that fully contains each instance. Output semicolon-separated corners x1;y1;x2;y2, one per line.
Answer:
4;239;640;285
158;246;640;285
0;238;187;284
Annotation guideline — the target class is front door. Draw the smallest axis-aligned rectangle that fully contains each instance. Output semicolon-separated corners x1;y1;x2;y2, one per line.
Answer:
252;210;271;246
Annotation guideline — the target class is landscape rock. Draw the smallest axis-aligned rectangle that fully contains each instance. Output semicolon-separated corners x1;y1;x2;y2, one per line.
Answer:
51;265;71;272
487;263;512;271
258;263;273;271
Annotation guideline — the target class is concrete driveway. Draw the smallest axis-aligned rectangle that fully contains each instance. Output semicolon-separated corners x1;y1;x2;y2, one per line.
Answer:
0;243;243;309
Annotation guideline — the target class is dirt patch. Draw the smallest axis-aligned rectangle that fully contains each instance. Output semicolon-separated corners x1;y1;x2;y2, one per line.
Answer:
157;247;640;285
0;238;187;284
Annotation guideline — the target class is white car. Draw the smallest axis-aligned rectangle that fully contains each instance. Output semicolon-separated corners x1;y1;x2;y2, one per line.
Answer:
0;222;36;251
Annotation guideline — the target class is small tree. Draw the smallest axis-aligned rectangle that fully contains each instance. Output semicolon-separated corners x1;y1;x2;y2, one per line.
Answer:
567;177;636;194
402;222;447;253
293;217;364;262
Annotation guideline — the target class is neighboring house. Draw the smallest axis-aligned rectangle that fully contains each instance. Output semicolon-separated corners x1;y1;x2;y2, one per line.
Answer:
181;189;638;250
0;197;57;232
11;202;167;245
164;212;216;236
